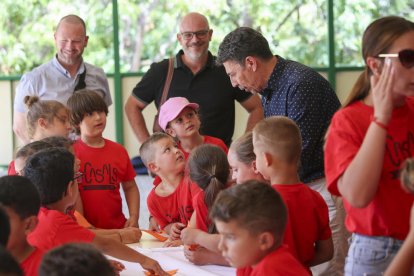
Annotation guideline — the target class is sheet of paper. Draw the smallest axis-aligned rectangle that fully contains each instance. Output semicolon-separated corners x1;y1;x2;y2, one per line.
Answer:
110;246;235;276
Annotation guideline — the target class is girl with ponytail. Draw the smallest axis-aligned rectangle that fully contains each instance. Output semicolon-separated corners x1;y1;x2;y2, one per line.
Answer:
181;144;230;266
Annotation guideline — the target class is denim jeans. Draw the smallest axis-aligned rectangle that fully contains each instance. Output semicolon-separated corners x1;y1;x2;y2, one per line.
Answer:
345;233;403;276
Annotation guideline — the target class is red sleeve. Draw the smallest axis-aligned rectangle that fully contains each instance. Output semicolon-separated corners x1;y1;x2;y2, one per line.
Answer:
147;189;169;229
56;218;96;244
237;267;253;276
8;160;17;175
21;248;44;276
119;146;137;182
193;191;209;232
215;138;228;154
324;110;365;196
314;192;332;240
204;136;229;154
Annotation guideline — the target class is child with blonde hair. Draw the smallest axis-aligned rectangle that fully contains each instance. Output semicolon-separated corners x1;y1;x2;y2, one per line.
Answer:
24;96;71;141
140;132;198;241
8;96;71;175
253;116;333;271
227;132;266;184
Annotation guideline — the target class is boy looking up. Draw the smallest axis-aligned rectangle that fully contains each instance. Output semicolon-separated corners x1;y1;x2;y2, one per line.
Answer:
140;132;198;240
211;180;309;275
252;116;333;269
24;148;166;275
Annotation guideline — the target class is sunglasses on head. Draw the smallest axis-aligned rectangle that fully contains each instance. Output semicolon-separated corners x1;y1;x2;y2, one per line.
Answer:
378;49;414;69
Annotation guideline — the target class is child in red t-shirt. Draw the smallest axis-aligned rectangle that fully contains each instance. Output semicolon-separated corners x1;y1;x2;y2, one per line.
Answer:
150;97;228;230
23;148;166;275
227;132;267;185
0;176;44;276
13;138;141;244
180;144;230;266
253;117;333;270
67;89;140;229
211;180;310;275
158;97;228;159
140;132;198;241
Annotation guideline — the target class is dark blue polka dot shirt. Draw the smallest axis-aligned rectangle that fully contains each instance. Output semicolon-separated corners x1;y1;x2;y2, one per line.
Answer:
262;56;341;183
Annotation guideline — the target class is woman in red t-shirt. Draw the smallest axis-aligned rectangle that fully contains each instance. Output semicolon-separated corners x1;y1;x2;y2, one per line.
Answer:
324;16;414;275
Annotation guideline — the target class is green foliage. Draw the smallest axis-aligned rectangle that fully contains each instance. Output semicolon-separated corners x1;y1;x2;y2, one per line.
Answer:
0;0;413;75
334;0;414;66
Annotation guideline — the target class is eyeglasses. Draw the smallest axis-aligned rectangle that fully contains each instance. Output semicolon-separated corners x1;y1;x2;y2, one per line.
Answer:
180;29;210;40
73;172;83;182
378;49;414;69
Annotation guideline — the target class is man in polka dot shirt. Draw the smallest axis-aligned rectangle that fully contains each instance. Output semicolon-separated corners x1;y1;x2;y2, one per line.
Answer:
217;27;347;276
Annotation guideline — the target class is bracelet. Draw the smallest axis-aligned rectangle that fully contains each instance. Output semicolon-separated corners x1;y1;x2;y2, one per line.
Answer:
371;116;388;131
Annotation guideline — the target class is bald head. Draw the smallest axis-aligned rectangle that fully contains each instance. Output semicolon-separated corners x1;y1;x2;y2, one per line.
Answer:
56;14;86;36
179;12;210;33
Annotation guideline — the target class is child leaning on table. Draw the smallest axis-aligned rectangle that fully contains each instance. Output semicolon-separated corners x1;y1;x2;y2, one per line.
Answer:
41;136;141;244
14;138;141;245
385;158;414;276
24;147;167;275
140;132;199;241
211;180;310;275
181;144;230;266
67;89;140;229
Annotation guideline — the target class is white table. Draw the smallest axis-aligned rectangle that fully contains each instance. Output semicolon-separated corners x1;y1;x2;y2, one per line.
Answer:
109;232;236;276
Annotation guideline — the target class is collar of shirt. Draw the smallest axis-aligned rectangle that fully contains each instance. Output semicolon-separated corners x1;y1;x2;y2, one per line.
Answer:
175;50;214;70
261;55;286;101
52;55;86;78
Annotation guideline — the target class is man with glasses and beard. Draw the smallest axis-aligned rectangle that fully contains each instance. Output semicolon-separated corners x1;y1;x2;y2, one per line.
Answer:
125;12;263;147
14;15;112;144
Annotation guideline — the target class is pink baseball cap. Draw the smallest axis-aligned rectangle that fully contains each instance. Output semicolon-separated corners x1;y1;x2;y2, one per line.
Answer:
158;97;199;131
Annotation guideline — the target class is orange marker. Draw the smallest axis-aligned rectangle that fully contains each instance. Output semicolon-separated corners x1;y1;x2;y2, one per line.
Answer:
142;230;168;242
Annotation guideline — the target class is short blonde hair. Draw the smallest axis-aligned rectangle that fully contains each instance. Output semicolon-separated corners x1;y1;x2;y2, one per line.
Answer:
139;132;172;168
229;132;255;165
253;116;302;165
